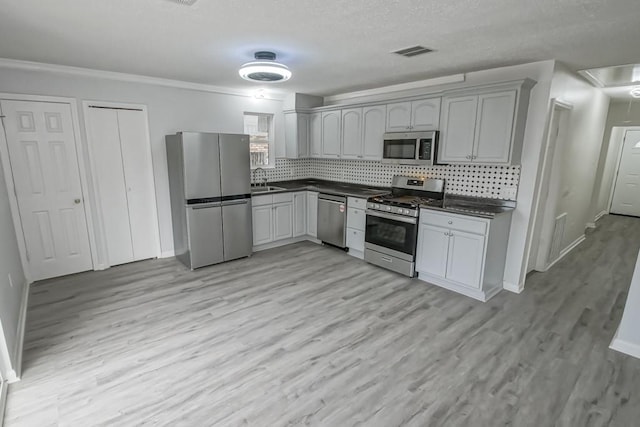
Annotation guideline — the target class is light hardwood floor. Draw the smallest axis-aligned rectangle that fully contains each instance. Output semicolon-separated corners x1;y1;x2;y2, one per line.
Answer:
4;214;640;426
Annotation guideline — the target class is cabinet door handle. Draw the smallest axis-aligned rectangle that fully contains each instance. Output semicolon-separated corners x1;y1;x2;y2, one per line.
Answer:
466;155;471;159
448;220;453;224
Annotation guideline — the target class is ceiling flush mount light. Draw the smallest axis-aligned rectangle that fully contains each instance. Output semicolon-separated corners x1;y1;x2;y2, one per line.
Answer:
239;51;291;83
631;87;640;98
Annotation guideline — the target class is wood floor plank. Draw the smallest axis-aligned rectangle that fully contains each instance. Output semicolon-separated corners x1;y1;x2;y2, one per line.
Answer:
4;214;640;426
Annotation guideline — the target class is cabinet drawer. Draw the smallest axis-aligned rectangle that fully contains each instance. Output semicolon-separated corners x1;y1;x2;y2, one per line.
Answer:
348;197;367;209
347;208;366;231
273;192;293;204
420;210;487;235
346;227;365;252
252;194;273;206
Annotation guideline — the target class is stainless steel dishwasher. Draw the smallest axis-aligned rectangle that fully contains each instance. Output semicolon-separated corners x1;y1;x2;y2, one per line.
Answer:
317;193;347;249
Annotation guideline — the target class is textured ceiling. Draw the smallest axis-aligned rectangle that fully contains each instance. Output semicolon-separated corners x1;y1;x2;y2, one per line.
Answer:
0;0;639;96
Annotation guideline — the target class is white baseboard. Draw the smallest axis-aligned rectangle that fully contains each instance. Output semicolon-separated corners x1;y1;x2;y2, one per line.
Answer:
9;281;30;383
542;234;586;272
594;210;608;222
585;222;596;229
160;250;175;259
503;281;524;293
253;236;314;252
0;378;7;426
610;335;640;360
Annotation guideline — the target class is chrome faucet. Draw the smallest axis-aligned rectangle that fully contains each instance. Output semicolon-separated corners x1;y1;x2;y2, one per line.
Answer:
252;167;268;187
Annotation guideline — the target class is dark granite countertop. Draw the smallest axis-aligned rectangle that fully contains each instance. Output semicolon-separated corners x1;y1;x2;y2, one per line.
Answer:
252;179;389;199
420;194;516;219
252;180;516;218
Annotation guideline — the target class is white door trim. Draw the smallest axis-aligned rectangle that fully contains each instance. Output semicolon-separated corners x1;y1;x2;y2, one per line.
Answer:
0;93;98;282
82;100;162;267
608;127;640;214
523;98;573;276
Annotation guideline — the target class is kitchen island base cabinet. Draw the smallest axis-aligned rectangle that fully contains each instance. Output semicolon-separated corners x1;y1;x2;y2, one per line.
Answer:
416;209;512;301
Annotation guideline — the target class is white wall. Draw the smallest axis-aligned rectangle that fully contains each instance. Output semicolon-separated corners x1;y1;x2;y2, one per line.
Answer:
0;67;285;260
0;158;26;379
611;249;640;359
546;64;609;250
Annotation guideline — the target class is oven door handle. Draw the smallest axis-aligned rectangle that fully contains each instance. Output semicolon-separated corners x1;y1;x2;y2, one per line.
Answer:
366;210;418;224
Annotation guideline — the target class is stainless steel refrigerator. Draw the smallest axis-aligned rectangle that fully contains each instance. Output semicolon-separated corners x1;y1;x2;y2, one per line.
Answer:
166;132;252;269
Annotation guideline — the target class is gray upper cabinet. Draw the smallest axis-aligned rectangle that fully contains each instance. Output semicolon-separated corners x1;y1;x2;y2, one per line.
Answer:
438;81;533;165
386;102;412;132
340;105;386;160
362;105;386;160
321;110;341;157
439;95;478;163
341;108;363;159
386;98;440;132
309;112;323;158
473;91;517;163
284;112;309;159
411;98;441;131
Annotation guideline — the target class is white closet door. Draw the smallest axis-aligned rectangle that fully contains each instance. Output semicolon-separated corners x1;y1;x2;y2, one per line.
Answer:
116;110;158;261
87;108;133;266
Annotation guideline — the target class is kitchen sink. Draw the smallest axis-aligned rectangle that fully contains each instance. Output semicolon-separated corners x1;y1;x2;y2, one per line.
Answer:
251;186;286;193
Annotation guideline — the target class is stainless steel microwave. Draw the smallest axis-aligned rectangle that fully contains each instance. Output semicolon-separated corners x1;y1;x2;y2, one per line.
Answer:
381;131;439;165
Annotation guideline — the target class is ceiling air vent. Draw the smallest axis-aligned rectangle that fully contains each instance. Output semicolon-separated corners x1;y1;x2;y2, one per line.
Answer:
393;46;434;58
165;0;199;5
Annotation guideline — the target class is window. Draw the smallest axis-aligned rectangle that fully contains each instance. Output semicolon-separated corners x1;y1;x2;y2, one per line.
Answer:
243;112;274;169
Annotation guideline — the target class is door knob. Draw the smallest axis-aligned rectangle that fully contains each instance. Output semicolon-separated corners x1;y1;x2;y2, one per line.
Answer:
74;198;81;204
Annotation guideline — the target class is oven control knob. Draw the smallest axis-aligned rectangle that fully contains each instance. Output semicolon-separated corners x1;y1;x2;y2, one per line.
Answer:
385;206;391;211
375;204;380;209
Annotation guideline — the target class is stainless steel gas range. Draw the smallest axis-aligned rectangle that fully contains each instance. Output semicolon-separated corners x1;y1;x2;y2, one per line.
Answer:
364;176;445;277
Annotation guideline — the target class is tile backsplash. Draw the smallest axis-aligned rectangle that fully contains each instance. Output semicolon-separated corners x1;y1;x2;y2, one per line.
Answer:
252;158;520;200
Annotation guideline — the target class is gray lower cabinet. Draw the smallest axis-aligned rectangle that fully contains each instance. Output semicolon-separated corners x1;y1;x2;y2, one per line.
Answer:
307;191;318;237
416;209;512;301
346;197;367;258
252;193;294;246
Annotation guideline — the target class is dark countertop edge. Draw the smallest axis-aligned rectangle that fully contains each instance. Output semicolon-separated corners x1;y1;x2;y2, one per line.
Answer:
251;179;390;199
419;204;515;219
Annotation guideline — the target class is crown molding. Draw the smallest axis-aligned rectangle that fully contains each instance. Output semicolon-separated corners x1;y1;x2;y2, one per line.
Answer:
0;58;286;101
324;74;465;104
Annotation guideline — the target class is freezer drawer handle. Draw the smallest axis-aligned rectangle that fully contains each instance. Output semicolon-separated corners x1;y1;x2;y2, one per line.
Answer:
222;199;250;206
191;203;222;209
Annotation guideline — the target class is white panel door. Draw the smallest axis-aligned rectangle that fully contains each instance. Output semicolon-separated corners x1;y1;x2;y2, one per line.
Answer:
1;100;92;280
411;98;441;131
321;111;341;158
416;224;449;278
309;113;323;157
116;109;158;261
473;90;516;164
439;96;477;163
362;105;386;160
611;130;640;216
273;202;293;241
293;192;306;237
446;230;485;288
386;102;411;132
86;108;133;266
252;205;273;245
307;191;318;237
341;108;363;159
